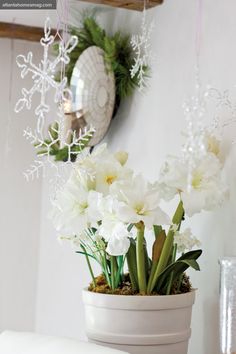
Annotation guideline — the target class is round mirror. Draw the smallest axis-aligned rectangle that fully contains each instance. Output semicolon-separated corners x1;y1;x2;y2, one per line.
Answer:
70;46;116;146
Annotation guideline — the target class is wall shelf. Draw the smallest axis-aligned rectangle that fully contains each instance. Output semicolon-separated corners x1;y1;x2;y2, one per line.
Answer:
80;0;164;11
0;22;58;42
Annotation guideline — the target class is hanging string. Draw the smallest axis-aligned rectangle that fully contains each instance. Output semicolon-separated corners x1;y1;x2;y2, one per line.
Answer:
195;0;203;59
195;0;203;92
54;0;70;83
182;0;207;191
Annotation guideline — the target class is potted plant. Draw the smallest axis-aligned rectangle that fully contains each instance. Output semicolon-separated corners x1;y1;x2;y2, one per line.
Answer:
50;133;227;354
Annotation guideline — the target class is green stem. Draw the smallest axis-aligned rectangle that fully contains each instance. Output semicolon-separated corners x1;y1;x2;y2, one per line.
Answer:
147;201;184;294
115;256;125;288
110;256;118;290
80;244;96;287
102;251;112;288
136;222;147;294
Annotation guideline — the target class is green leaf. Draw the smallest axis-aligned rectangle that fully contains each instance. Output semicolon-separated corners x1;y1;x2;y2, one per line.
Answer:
36;149;48;156
153;225;163;239
152;230;166;263
126;238;138;291
181;259;200;271
76;251;97;261
155;250;202;293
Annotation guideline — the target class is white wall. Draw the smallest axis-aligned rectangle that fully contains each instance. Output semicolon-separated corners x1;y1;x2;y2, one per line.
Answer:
0;39;43;331
2;1;236;354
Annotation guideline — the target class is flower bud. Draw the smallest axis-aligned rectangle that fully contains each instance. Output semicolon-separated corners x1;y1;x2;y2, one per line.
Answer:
114;151;128;166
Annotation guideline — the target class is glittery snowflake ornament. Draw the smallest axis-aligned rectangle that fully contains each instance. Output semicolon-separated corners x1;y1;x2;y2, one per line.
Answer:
182;87;208;159
15;17;78;133
130;9;154;91
23;122;95;181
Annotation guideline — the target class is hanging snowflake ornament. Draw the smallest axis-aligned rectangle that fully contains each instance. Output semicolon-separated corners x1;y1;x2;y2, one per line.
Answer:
180;61;217;190
15;17;78;133
23;121;95;182
130;9;154;91
182;87;208;190
182;82;208;158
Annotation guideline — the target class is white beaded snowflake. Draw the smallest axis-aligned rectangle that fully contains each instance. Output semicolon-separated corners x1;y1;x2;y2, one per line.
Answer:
15;17;78;133
182;88;208;189
23;122;95;182
182;88;208;156
130;10;154;91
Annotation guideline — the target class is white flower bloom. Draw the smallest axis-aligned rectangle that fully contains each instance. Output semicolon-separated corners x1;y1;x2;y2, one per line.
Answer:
69;166;96;191
87;190;103;224
97;195;132;256
112;175;170;228
158;153;227;216
75;144;132;196
106;232;131;256
182;154;227;216
114;151;129;166
95;159;132;196
50;180;91;236
157;157;188;200
74;144;111;183
174;228;201;253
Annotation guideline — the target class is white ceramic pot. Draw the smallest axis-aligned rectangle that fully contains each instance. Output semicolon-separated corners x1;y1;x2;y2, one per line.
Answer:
82;289;195;354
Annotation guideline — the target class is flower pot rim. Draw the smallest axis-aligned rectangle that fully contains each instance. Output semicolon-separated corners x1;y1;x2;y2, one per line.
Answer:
83;287;196;298
82;288;196;310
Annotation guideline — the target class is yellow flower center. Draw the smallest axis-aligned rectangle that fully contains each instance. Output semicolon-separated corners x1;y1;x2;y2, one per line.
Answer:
135;203;145;215
191;172;203;189
106;175;116;185
74;201;88;214
207;136;220;156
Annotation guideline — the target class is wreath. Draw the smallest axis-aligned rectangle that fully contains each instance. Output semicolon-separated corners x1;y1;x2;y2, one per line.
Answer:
54;15;148;114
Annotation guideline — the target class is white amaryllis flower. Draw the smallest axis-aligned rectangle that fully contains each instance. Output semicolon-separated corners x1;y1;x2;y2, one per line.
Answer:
75;144;132;196
182;154;227;216
106;234;130;256
114;151;129;166
95;159;132;195
157;157;188;201
158;153;227;216
96;195;132;256
112;175;170;229
174;228;201;253
50;182;91;235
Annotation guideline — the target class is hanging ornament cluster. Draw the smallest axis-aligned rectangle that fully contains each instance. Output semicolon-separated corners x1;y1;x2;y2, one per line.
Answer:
130;8;155;90
181;69;208;189
15;18;78;133
14;17;95;182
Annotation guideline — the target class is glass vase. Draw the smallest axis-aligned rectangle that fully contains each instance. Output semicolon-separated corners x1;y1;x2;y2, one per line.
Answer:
220;257;236;354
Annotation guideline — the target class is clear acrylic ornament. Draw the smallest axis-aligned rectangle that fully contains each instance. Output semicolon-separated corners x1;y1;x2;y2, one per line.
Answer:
220;257;236;354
